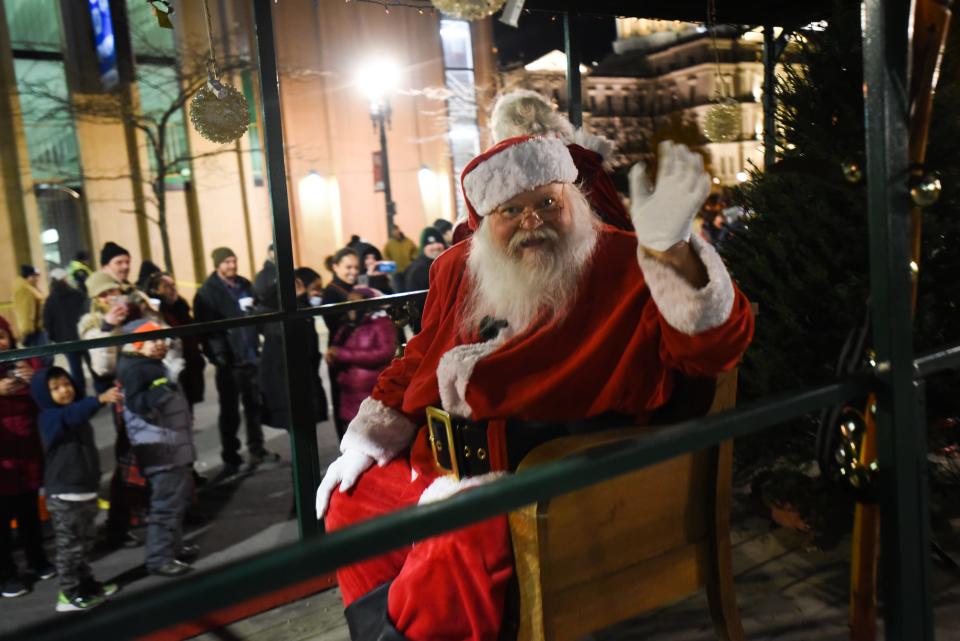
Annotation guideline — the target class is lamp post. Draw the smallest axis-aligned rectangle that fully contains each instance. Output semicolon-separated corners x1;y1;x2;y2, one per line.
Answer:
357;59;400;237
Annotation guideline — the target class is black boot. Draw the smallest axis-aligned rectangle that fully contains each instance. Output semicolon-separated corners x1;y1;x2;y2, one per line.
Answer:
344;582;409;641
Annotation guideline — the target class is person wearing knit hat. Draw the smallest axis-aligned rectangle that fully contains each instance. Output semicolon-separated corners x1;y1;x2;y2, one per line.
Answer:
12;263;48;366
211;246;236;268
403;227;447;291
317;135;755;641
99;242;131;282
44;267;89;391
82;257;153;550
116;318;197;577
194;243;275;473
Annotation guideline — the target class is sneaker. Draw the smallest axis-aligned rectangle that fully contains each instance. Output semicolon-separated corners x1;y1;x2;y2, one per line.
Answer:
176;544;200;562
81;577;119;598
33;562;57;581
104;530;143;550
56;590;104;612
212;463;241;484
248;450;281;467
1;576;28;598
148;559;192;577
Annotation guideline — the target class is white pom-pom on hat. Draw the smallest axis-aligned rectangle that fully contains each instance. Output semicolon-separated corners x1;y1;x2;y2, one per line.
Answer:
490;89;615;161
490;89;575;143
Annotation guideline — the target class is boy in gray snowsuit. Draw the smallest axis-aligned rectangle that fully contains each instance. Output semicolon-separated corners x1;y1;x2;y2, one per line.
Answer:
117;320;197;577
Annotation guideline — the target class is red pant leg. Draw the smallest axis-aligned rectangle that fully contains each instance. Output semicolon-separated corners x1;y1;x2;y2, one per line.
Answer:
388;514;514;641
326;457;430;605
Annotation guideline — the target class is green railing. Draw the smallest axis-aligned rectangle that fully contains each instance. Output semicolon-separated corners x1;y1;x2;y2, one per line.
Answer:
3;0;938;639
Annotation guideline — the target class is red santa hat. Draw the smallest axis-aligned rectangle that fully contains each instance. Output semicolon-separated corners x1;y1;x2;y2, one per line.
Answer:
460;136;578;230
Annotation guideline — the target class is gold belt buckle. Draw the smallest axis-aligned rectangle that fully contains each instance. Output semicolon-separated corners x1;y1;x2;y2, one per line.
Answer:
426;406;460;481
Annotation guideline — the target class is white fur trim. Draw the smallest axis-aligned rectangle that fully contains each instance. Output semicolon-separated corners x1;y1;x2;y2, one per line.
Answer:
340;397;418;466
418;472;508;505
569;128;615;162
463;138;578;218
637;234;735;335
436;336;506;418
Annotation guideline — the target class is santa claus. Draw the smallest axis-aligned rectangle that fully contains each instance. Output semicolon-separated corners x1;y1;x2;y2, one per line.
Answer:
317;136;754;641
451;88;632;246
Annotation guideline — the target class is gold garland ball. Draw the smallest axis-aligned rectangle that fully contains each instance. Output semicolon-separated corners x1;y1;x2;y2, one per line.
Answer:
431;0;507;20
702;98;742;143
190;82;250;144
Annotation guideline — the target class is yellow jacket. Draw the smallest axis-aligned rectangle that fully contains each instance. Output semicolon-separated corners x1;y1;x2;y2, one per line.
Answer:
383;237;419;273
12;276;43;337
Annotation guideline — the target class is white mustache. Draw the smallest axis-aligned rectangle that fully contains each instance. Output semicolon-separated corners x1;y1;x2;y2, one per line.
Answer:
507;226;560;256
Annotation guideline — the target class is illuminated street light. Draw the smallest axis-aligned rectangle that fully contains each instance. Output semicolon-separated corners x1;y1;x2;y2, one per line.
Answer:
356;58;401;237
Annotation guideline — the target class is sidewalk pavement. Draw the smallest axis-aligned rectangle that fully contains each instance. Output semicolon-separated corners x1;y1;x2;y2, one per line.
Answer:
0;363;343;639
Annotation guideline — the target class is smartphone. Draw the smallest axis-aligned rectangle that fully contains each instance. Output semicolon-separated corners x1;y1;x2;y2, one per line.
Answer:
376;261;397;273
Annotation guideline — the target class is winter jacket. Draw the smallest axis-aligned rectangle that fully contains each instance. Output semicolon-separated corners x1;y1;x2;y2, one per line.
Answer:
253;277;329;428
117;353;196;472
158;297;205;405
382;236;418;273
77;306;123;378
13;276;44;337
43;280;86;343
30;367;102;495
69;260;92;297
76;276;151;379
321;277;353;340
0;316;44;496
193;272;259;367
403;256;433;293
332;313;396;423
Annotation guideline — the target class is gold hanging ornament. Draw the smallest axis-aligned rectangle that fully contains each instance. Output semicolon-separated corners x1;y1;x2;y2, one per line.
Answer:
430;0;507;20
703;97;741;143
189;0;249;144
910;172;942;207
702;0;741;143
842;161;864;184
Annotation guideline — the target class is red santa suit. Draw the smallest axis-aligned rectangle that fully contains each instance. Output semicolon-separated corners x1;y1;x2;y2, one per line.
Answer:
325;136;753;641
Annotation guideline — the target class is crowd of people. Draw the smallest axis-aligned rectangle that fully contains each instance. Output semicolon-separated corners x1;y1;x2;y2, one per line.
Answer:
0;219;452;612
1;82;754;638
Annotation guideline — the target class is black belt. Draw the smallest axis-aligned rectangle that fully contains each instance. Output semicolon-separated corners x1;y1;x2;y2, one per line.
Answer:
426;407;630;480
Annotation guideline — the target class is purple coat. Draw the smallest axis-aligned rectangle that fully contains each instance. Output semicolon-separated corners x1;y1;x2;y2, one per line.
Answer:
332;314;397;423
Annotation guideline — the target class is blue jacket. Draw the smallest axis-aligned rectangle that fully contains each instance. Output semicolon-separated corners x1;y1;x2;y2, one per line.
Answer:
30;369;102;495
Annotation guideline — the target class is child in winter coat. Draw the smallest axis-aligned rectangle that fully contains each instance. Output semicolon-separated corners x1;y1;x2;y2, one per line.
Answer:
116;320;197;578
324;287;397;426
31;366;122;611
0;315;55;600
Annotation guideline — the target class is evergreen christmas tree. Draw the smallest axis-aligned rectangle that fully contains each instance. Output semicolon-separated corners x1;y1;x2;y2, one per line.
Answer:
723;0;960;488
726;0;960;410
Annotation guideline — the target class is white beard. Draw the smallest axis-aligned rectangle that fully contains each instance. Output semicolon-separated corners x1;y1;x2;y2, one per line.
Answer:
462;185;600;336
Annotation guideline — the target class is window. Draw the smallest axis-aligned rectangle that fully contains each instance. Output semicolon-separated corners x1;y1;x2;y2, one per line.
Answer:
439;19;480;219
4;0;62;52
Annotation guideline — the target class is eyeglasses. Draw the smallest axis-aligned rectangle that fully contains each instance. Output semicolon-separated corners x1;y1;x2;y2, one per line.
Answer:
493;196;563;223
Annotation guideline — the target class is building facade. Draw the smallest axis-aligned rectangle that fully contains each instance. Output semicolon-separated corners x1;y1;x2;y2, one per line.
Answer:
498;18;794;186
0;0;493;324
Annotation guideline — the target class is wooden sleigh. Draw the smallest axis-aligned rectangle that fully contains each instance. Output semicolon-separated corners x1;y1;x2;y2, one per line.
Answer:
508;367;744;641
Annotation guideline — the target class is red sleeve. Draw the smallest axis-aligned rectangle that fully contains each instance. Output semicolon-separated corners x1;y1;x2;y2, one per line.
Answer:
653;286;754;378
370;252;455;417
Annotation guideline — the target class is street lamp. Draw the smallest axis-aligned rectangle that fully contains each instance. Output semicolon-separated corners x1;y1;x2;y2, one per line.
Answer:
356;58;401;237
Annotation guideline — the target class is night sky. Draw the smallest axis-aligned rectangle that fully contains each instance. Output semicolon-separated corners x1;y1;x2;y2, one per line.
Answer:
492;11;618;67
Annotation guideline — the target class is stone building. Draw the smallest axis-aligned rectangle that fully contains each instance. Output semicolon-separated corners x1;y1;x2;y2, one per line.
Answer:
498;18;794;186
0;0;494;320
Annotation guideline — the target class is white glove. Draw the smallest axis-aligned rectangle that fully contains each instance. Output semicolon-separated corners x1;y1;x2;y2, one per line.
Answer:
315;450;375;519
630;140;711;252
